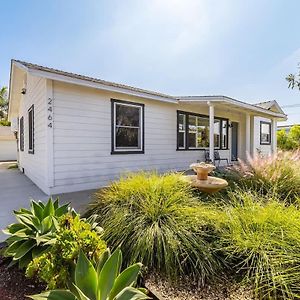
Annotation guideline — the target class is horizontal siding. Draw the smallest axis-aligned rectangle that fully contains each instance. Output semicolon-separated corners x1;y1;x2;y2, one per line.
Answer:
52;81;236;194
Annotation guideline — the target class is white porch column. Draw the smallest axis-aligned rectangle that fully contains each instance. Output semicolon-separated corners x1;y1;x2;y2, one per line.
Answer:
245;113;251;157
208;102;214;162
271;118;277;153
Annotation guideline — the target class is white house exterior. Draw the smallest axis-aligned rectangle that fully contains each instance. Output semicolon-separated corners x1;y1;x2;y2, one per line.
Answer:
0;126;17;161
8;60;287;195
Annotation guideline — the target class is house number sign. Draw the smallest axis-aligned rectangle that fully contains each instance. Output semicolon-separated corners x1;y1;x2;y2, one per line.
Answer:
48;97;53;128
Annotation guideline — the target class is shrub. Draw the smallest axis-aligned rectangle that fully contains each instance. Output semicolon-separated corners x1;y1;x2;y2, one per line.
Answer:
29;248;150;300
3;198;70;268
26;213;107;289
231;151;300;203
0;119;11;126
84;172;223;285
219;189;300;299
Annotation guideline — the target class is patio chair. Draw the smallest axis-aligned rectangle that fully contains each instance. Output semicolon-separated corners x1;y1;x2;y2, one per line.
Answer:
214;150;229;167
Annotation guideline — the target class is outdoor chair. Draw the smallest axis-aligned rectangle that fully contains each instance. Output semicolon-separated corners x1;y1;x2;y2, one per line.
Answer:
214;150;229;167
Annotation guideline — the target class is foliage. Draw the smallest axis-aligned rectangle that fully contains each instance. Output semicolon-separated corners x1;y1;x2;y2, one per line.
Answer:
0;86;8;120
286;63;300;90
26;213;107;289
230;151;300;203
28;248;150;300
3;198;70;268
277;126;300;150
0;119;11;126
219;189;300;299
84;172;223;285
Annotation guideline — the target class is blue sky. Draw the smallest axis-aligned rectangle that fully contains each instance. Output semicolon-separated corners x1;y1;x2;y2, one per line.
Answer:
1;0;299;124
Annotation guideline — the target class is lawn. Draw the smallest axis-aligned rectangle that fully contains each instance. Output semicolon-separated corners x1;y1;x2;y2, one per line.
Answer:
1;150;300;300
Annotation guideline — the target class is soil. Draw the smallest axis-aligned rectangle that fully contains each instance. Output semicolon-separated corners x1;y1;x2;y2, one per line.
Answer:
0;255;46;300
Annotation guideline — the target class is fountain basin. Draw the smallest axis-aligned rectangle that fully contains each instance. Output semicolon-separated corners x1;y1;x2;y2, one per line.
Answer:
190;162;215;180
185;175;228;193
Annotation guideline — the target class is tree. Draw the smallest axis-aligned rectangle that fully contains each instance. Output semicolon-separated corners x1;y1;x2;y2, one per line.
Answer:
0;86;8;119
286;64;300;90
277;126;300;150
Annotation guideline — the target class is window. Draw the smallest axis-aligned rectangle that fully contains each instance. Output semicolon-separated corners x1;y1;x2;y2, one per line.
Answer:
260;121;271;145
111;99;144;154
20;116;24;152
177;111;228;150
28;105;34;154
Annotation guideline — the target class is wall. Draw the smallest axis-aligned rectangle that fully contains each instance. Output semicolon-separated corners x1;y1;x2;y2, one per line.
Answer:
51;81;245;194
18;74;48;193
253;116;272;156
0;126;17;161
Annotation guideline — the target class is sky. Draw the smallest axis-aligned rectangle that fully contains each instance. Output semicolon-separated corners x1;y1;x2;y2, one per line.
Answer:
1;0;299;125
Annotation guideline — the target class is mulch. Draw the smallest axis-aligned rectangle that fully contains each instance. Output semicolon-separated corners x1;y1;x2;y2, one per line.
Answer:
0;255;45;300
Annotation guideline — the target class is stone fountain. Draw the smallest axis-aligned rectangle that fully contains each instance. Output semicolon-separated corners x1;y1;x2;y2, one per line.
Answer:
185;162;228;193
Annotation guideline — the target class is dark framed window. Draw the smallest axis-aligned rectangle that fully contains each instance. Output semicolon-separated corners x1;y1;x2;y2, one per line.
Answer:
19;116;24;152
28;105;34;154
177;110;228;150
260;121;271;145
111;99;144;154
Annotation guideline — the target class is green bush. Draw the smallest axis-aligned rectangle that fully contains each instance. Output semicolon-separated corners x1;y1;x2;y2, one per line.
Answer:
231;151;300;203
0;119;11;126
84;172;223;285
277;126;300;151
219;189;300;299
29;248;150;300
3;198;70;268
26;213;107;289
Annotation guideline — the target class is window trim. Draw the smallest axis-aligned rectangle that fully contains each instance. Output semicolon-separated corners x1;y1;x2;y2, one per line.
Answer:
28;105;34;154
111;99;145;154
176;110;229;151
260;121;271;145
20;116;24;152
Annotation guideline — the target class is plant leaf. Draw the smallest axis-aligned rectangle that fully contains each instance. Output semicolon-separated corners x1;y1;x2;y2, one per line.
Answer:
115;287;150;300
43;198;55;217
97;248;111;274
13;239;35;260
75;250;97;300
4;240;24;256
41;216;53;234
55;203;70;217
27;290;76;300
31;200;44;221
109;263;142;300
98;248;122;300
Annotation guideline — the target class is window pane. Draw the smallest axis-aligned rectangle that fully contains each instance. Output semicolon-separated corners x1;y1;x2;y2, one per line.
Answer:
221;120;228;149
20;117;24;152
178;114;186;149
116;127;140;148
196;117;209;148
189;115;197;132
188;132;196;148
178;132;185;148
28;106;34;153
116;104;140;127
214;120;220;148
261;123;271;143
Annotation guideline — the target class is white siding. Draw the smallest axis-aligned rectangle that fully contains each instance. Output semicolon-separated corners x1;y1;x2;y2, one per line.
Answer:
51;82;242;194
0;127;17;161
18;74;48;193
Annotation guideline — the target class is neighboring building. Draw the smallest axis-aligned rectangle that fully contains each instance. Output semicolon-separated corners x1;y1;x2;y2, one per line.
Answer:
277;124;300;133
0;126;17;161
8;60;287;195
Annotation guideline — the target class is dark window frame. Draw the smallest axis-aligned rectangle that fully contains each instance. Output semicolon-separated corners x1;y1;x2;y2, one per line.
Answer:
28;105;34;154
176;110;229;151
260;121;271;145
20;116;24;152
111;99;145;155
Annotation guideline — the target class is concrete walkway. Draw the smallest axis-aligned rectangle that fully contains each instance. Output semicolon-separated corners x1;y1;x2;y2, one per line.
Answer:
0;162;96;241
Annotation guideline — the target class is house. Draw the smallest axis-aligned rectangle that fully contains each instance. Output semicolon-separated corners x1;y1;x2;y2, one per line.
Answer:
0;126;17;161
8;60;287;195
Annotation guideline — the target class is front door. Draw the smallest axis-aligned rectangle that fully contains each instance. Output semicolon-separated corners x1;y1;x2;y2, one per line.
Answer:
231;122;238;161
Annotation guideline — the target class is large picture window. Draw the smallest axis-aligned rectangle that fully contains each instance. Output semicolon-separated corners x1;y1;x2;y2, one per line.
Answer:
28;105;34;154
177;111;228;150
20;116;24;152
260;121;271;145
111;99;144;154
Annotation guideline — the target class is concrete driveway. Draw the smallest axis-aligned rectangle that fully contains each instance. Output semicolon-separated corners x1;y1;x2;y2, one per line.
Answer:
0;162;96;241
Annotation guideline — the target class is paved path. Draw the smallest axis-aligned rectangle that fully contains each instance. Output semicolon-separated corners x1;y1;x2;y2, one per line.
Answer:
0;162;96;241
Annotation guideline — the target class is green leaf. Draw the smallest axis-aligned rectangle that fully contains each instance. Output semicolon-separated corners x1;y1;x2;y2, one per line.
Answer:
6;223;26;234
15;214;36;230
97;248;111;274
38;201;45;208
55;203;70;217
98;248;122;300
75;251;97;300
27;290;76;300
115;287;150;300
73;285;90;300
41;216;53;234
109;263;142;300
53;198;59;210
43;198;55;217
4;240;24;256
14;239;35;260
18;250;33;268
31;200;44;221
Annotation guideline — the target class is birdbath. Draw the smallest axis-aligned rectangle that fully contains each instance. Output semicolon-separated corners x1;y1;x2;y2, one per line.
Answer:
186;162;228;193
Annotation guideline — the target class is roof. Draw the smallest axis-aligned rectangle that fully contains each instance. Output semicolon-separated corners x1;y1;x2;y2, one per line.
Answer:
10;60;287;119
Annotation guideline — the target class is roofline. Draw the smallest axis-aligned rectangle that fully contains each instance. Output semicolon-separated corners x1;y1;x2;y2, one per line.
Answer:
178;95;287;119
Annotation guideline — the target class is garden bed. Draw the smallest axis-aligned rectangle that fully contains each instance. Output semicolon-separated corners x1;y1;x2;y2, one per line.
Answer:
0;255;45;300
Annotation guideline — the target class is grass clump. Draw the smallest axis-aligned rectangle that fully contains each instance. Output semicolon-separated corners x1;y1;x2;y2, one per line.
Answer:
84;172;223;285
231;151;300;203
219;189;300;299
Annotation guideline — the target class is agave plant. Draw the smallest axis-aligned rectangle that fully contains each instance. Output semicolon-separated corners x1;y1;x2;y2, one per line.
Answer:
29;248;150;300
3;198;71;268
